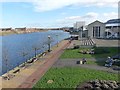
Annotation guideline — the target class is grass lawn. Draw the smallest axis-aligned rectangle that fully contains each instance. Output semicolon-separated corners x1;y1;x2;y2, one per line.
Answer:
60;47;120;59
86;60;105;66
0;31;17;36
33;67;118;89
87;60;120;67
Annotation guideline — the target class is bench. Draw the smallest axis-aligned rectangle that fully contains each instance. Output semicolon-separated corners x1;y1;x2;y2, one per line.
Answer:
2;74;15;80
13;68;20;73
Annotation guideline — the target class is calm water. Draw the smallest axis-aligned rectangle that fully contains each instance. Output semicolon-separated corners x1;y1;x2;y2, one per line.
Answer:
0;30;70;75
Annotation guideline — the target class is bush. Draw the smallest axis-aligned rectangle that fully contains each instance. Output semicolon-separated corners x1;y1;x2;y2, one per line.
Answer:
73;45;79;49
113;60;120;66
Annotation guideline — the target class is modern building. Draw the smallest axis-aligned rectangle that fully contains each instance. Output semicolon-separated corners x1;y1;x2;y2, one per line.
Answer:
105;19;120;38
73;21;86;39
74;21;85;31
87;20;105;38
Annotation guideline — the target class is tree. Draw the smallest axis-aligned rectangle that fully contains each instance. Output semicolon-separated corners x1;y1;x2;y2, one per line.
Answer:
32;45;41;58
32;36;49;57
2;47;9;78
20;47;28;64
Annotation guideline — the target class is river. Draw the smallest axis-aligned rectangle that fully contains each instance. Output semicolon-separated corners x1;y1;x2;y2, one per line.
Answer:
0;30;70;75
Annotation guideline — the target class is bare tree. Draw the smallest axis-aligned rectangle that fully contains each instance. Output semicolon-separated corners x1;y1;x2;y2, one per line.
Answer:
2;47;9;77
32;43;42;58
20;47;28;64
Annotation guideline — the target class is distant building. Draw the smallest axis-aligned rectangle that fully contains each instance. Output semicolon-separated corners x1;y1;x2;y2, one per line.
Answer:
0;28;12;31
82;29;88;38
62;27;73;32
87;20;105;38
74;21;85;31
15;27;26;31
72;21;86;39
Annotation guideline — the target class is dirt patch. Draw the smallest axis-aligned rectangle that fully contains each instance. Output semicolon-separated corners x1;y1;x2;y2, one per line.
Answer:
76;80;120;90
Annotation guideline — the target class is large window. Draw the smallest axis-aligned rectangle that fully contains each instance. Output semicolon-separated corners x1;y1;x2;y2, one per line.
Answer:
93;26;100;38
93;27;95;37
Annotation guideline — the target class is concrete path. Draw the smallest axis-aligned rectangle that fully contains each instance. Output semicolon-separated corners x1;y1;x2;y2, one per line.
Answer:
53;59;120;74
1;40;71;89
93;39;119;47
68;39;120;48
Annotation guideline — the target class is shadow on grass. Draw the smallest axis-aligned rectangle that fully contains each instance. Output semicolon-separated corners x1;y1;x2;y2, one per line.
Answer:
61;46;120;67
91;47;120;67
87;60;105;66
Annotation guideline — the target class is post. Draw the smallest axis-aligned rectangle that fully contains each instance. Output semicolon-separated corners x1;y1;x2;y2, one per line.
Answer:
35;48;37;57
48;35;51;52
56;34;58;47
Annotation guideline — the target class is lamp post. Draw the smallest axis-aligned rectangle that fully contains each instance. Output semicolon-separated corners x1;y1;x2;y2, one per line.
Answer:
79;27;83;46
56;34;58;47
48;35;51;52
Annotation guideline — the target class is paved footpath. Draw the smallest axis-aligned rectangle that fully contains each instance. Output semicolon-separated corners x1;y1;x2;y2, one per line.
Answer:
1;40;71;89
53;59;120;74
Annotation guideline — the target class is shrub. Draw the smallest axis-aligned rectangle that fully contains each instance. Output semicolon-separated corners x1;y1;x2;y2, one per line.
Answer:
73;45;79;49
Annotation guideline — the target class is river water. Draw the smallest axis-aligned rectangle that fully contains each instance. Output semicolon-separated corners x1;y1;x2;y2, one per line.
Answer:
0;30;70;75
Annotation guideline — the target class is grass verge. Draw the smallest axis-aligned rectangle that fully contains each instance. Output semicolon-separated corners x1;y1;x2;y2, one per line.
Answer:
60;47;119;59
33;67;118;88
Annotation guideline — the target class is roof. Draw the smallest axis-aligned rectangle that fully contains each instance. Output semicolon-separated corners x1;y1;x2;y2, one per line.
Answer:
106;23;120;27
87;20;104;26
105;19;120;24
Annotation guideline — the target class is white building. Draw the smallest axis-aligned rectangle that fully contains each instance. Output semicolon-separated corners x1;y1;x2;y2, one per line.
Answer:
74;21;85;31
87;20;105;38
72;19;120;39
73;21;85;39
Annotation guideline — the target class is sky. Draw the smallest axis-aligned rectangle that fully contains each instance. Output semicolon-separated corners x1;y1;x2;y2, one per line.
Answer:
0;0;119;28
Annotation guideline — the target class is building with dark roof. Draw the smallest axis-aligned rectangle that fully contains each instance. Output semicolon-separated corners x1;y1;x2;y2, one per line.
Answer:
105;19;120;38
105;19;120;28
0;28;12;31
81;19;120;39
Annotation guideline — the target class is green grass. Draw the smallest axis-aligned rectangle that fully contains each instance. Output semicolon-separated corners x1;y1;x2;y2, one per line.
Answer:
60;47;120;59
0;31;17;36
86;60;105;66
87;60;120;67
33;67;118;88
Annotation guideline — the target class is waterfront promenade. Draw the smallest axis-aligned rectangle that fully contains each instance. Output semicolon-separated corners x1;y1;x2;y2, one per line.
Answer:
1;38;119;89
1;40;71;89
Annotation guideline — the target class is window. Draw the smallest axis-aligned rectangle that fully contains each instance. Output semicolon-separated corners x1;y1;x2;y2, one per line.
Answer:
98;26;100;37
93;26;101;38
93;27;94;37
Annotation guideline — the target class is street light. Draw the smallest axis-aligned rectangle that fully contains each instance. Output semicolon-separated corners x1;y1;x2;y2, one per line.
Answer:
48;35;51;52
56;34;58;47
78;27;83;45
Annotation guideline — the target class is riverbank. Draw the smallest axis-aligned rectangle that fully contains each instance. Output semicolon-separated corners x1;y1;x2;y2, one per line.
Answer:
1;40;70;88
0;30;48;36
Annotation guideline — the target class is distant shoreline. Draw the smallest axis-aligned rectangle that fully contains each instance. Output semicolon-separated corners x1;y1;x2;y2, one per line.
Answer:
0;30;48;36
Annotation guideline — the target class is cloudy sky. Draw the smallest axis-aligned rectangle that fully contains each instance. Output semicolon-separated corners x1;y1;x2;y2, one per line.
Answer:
1;0;119;28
